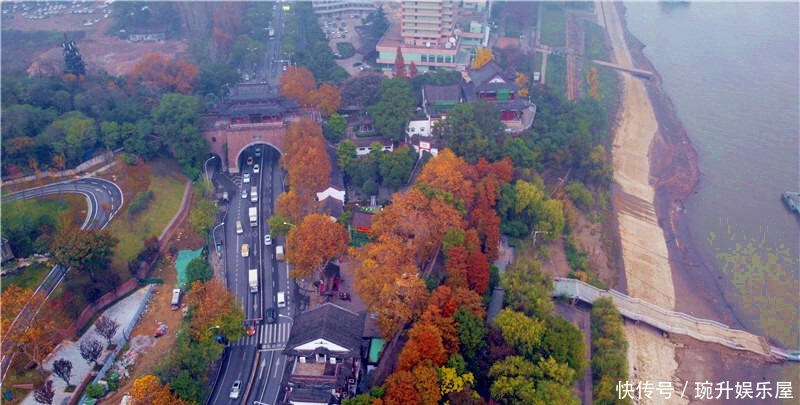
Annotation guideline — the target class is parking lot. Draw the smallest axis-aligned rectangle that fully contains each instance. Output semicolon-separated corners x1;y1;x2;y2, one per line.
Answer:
319;14;370;76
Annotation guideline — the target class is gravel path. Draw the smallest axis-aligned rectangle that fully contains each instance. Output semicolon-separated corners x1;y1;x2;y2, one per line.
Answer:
21;287;152;405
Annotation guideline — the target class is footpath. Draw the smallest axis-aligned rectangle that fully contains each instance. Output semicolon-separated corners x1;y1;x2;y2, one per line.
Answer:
22;287;152;405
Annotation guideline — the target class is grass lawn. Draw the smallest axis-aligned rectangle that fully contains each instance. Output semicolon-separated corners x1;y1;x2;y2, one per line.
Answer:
0;261;50;292
546;54;568;98
108;159;187;274
50;159;186;320
540;3;566;48
1;366;46;404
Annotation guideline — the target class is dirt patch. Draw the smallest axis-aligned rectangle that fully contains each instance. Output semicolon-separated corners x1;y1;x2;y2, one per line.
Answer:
3;2;191;77
100;218;204;404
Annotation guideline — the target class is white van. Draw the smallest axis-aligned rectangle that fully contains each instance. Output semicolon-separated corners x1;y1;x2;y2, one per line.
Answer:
277;291;286;308
236;220;243;234
171;288;181;310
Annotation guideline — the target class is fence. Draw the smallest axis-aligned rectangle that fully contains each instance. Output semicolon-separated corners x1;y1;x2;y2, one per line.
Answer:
75;285;154;405
1;151;114;186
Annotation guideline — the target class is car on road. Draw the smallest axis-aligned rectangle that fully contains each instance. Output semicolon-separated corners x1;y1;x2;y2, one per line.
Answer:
353;62;363;67
230;381;241;399
243;172;251;183
266;307;277;324
253;164;260;173
264;234;272;246
255;147;261;157
241;243;249;257
247;156;253;165
283;64;288;71
242;188;248;199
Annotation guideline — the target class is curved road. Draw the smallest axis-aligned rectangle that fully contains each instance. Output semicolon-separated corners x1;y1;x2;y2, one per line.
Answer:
1;177;123;379
5;177;123;231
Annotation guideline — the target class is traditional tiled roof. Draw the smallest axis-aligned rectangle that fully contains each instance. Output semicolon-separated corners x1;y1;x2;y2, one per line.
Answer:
285;388;335;404
284;303;364;357
423;84;462;103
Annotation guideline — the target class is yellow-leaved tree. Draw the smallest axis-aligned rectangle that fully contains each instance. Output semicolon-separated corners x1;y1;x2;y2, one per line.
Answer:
472;47;493;69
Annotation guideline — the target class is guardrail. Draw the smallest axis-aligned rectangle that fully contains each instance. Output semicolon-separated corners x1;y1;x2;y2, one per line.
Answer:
553;278;798;361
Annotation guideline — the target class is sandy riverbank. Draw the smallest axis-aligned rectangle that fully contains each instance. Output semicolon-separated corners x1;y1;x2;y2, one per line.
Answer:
600;1;792;402
598;1;684;399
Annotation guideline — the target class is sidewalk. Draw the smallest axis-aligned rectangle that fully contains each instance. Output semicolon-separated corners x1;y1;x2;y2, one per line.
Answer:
22;287;152;405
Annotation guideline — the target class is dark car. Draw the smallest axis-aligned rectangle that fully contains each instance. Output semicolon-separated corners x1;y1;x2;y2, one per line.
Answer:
353;62;363;67
266;307;277;324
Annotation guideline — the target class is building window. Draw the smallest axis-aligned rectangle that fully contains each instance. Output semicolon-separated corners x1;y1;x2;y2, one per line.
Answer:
420;128;425;132
421;55;427;62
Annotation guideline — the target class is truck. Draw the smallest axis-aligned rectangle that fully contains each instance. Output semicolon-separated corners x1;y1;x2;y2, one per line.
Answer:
171;288;181;310
250;186;258;203
276;245;285;261
248;269;259;293
249;207;257;227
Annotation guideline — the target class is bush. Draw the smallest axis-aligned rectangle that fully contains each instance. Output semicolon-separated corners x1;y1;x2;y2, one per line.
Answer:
128;191;154;218
564;235;588;272
124;154;137;166
336;42;356;58
85;382;106;399
564;181;594;210
591;297;630;404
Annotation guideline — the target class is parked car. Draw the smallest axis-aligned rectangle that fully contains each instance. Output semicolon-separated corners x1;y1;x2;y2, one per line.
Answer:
264;234;272;246
353;62;363;67
243;172;251;183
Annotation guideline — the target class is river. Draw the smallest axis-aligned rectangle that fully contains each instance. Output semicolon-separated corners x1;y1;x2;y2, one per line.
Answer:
622;0;799;381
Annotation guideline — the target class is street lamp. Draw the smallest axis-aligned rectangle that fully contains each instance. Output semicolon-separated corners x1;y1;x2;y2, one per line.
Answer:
213;222;225;256
532;230;550;248
204;156;215;182
282;222;296;228
206;325;221;333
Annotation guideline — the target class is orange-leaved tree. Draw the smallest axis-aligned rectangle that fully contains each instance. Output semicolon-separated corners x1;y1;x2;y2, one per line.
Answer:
383;370;419;405
420;286;460;356
128;53;199;94
309;83;342;117
186;279;246;343
351;239;430;339
397;321;449;371
280;66;316;106
371;188;463;267
281;118;331;198
472;47;493;70
1;285;65;378
129;375;191;405
286;214;350;279
275;190;317;224
416;149;477;211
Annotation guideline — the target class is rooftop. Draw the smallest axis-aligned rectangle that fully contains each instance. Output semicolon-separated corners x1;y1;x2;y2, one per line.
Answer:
284;303;364;356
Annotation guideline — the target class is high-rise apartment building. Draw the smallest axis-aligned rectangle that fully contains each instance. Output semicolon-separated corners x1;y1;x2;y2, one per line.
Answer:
377;0;489;72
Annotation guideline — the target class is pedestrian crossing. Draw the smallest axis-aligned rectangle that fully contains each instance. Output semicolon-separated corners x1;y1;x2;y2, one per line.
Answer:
233;322;291;347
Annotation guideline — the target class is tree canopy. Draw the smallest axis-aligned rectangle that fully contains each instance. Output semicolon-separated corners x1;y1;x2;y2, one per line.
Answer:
368;78;415;138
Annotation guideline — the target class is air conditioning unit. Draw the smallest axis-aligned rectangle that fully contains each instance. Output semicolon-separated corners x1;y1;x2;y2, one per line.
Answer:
348;378;356;384
425;41;431;48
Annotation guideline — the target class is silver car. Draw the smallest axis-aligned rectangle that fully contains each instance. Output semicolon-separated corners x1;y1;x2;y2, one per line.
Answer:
230;380;241;399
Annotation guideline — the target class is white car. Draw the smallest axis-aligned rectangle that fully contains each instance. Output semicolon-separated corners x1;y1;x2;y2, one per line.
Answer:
241;188;248;199
253;164;260;173
264;234;272;246
243;172;251;184
230;380;241;399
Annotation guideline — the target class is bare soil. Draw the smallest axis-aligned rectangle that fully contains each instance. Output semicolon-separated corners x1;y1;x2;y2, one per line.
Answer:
100;218;204;404
3;2;190;77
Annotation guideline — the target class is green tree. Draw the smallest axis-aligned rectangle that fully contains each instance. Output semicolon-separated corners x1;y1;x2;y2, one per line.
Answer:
541;315;587;378
493;309;546;358
501;256;554;318
62;37;86;76
151;93;207;180
434;101;505;163
41;112;98;165
367;78;415;138
186;258;213;287
453;307;486;368
51;228;119;282
364;5;390;38
324;113;347;143
591;297;630;405
337;140;358;180
379;145;416;191
532;380;581;405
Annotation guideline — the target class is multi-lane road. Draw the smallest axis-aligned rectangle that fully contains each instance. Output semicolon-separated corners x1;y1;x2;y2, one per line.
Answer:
207;7;293;399
207;144;293;405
